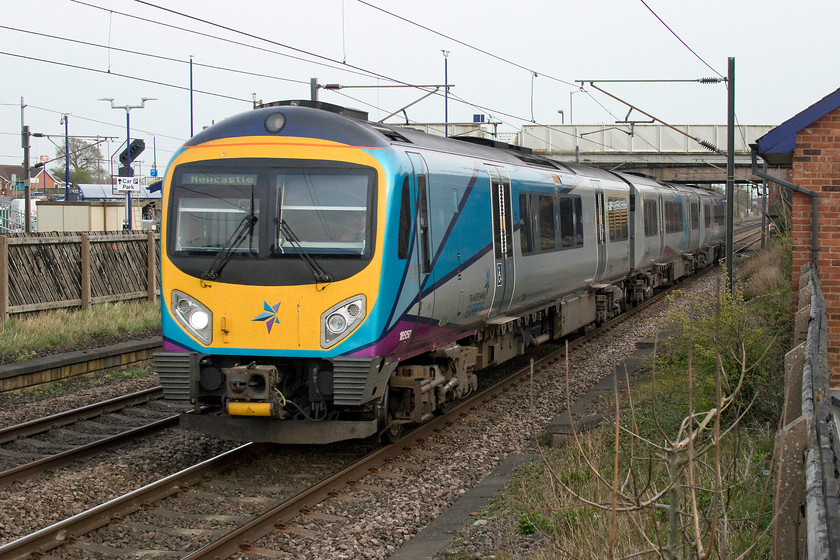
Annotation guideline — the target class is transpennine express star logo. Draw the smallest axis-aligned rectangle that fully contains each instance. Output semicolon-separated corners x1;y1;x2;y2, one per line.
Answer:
252;301;281;334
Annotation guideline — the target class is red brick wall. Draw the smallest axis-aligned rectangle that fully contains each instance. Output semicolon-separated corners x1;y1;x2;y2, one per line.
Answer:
791;106;840;385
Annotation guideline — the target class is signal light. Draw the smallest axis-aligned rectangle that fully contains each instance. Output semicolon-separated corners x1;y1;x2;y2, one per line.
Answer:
119;139;145;166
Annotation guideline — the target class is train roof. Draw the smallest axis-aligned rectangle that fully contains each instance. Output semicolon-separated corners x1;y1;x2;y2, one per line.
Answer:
187;101;580;174
185;101;722;199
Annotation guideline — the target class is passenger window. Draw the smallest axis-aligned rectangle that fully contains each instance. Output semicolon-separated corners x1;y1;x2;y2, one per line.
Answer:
665;200;683;233
574;197;584;246
519;193;533;255
607;197;628;242
644;199;658;237
559;197;574;248
538;195;555;250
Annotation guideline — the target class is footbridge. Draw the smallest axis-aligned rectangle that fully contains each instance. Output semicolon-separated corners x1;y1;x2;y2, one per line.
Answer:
520;124;775;184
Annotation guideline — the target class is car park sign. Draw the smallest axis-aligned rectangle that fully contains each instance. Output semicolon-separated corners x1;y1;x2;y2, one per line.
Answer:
114;176;141;194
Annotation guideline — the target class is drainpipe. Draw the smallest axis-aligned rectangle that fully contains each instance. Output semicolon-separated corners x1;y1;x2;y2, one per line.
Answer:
750;144;819;270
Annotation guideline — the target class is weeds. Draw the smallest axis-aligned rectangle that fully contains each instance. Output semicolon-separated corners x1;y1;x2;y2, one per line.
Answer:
479;239;790;559
0;302;160;360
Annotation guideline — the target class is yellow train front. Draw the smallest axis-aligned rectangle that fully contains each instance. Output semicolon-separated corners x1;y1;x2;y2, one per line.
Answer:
156;102;406;444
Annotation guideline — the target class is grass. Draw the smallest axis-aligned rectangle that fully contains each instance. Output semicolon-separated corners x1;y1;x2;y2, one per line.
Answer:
473;238;791;559
0;301;161;361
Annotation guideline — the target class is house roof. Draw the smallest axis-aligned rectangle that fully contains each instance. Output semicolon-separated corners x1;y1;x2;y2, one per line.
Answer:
0;165;25;183
0;165;59;183
755;87;840;166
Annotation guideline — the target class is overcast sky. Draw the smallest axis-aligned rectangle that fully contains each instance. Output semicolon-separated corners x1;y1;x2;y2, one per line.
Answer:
2;0;838;172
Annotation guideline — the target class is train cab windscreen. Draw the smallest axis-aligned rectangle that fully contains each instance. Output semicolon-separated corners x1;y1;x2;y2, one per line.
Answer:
168;162;377;285
275;169;371;256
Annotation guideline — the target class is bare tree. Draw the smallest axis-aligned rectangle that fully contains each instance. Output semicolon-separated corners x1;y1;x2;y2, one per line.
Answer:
50;139;108;185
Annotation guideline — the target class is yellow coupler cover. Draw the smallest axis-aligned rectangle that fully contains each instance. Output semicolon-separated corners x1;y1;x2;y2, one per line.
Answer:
227;401;272;417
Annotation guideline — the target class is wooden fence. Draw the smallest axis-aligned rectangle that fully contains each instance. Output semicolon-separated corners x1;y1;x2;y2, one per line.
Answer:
0;231;160;321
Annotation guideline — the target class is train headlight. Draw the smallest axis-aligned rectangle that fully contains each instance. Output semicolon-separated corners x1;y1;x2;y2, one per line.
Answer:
326;313;347;334
264;112;286;133
321;295;366;348
171;290;213;345
189;310;210;330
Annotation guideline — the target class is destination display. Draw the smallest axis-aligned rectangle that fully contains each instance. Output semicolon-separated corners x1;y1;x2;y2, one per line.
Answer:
181;173;257;186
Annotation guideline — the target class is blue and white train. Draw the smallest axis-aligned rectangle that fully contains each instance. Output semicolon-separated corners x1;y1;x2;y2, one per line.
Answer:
155;100;725;444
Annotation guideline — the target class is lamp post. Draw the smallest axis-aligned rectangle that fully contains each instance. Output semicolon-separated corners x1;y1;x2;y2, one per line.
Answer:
60;114;69;199
442;50;449;137
99;97;155;230
189;55;194;137
569;87;584;125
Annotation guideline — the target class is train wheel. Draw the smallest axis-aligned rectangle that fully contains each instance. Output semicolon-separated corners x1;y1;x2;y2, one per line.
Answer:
376;388;404;443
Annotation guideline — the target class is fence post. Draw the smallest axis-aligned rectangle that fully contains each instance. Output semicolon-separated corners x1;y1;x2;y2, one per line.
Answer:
81;233;91;310
0;236;7;323
146;231;156;303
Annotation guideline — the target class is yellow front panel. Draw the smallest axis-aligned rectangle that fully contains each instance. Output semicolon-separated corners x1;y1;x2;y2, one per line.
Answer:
161;136;386;352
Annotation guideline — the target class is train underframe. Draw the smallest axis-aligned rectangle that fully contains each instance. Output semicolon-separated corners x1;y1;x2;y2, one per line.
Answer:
158;244;721;444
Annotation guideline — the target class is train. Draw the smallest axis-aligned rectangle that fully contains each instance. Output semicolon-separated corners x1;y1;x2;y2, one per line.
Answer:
154;100;726;444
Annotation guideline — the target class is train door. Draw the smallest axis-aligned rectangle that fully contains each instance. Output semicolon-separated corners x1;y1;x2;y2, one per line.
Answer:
486;165;514;318
592;179;607;283
407;153;435;323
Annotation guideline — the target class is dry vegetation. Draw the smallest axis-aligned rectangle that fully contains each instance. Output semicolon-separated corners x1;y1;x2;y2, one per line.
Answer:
457;237;791;560
0;301;161;363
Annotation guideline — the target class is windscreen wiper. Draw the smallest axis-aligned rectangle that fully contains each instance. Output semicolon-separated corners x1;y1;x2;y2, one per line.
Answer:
275;218;332;284
201;213;258;281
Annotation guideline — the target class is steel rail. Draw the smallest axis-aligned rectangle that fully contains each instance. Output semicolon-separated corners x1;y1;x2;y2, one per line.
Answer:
0;271;689;560
183;268;719;560
0;242;760;559
0;387;181;487
0;444;254;560
0;415;178;488
0;387;163;444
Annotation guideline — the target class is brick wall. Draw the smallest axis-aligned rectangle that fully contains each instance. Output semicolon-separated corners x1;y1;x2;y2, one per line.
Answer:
791;106;840;385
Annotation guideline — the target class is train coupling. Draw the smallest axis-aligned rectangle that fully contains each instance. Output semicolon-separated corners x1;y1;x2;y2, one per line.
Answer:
223;363;286;418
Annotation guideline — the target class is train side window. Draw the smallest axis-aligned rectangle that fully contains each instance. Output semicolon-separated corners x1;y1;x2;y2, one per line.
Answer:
607;196;628;242
644;199;658;237
690;201;699;230
704;202;712;228
559;196;575;248
574;197;583;246
665;200;683;233
519;193;534;255
538;195;556;250
397;176;410;259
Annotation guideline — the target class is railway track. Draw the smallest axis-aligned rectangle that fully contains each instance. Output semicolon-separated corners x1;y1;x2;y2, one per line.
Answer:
0;224;765;558
0;260;725;560
0;388;180;488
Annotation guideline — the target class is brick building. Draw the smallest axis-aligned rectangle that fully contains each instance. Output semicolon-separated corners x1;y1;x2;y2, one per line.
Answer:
0;165;61;197
756;88;840;385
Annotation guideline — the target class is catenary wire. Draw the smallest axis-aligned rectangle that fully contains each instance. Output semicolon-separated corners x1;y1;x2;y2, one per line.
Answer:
69;0;379;82
130;0;460;99
0;25;311;86
0;51;251;104
638;0;724;79
14;3;702;170
356;0;579;89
